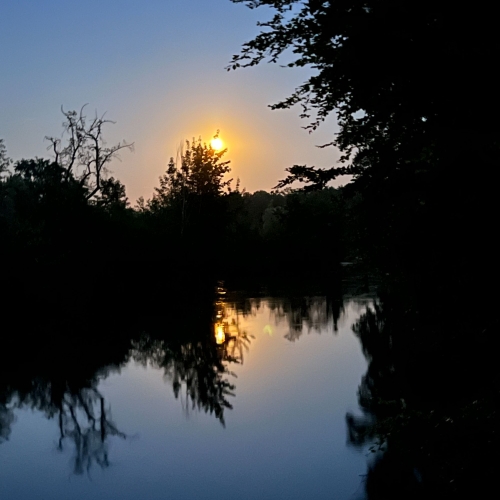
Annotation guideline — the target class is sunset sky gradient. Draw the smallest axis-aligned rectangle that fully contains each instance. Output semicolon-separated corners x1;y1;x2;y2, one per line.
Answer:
1;0;344;201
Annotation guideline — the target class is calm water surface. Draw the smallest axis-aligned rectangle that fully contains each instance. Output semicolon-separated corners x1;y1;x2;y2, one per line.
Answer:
1;292;374;500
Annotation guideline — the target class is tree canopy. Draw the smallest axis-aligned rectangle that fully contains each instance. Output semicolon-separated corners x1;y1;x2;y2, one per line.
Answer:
149;134;231;211
229;1;500;188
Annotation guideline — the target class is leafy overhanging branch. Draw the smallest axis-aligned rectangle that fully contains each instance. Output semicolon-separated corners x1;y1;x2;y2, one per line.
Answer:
229;1;500;189
275;164;355;191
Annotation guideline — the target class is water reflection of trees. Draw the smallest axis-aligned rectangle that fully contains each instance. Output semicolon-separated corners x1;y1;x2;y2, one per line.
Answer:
57;387;126;475
0;368;126;475
130;285;254;426
131;335;236;425
0;403;15;443
347;291;499;499
0;289;255;466
0;281;365;476
215;286;253;364
0;316;131;475
229;294;347;341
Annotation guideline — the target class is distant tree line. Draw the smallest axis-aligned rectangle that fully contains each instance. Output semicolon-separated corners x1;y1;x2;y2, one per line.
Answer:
1;112;361;311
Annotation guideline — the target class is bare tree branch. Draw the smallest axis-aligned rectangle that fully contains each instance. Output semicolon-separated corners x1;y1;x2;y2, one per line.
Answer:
45;106;133;200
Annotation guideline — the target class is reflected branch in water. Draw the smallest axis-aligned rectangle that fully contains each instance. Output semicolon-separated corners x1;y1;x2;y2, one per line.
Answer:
129;283;258;426
230;293;345;342
0;315;130;476
57;389;126;475
214;287;253;365
131;335;236;426
0;403;15;443
347;289;499;499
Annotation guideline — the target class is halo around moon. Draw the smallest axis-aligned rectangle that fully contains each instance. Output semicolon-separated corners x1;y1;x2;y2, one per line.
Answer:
211;137;223;151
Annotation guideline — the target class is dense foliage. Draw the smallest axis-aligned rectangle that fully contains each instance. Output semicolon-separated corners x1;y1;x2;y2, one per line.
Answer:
230;0;500;286
229;1;500;184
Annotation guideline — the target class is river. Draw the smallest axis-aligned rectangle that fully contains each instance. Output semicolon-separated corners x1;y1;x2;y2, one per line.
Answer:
1;286;376;500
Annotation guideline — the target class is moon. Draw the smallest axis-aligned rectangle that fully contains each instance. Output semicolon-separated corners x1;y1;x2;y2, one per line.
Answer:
211;137;223;151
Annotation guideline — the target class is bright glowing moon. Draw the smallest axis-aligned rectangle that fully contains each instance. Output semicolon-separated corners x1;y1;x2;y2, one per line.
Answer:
211;137;223;151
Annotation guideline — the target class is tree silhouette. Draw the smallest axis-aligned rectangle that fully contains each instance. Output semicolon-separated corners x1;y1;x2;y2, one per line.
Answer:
45;106;133;200
142;133;233;262
230;1;500;189
150;134;230;208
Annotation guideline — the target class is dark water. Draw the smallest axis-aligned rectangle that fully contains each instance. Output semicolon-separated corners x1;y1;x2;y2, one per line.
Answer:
1;288;378;500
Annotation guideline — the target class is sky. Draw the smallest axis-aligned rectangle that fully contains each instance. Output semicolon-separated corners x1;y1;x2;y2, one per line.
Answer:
1;0;343;202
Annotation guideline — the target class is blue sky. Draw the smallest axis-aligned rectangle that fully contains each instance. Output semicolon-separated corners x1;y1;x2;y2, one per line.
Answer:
1;0;341;201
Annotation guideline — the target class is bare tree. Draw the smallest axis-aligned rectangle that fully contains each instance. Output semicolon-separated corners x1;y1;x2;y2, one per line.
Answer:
45;105;133;200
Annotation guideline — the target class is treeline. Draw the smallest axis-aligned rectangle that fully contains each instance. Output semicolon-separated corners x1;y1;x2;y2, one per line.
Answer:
3;108;498;316
1;114;362;311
